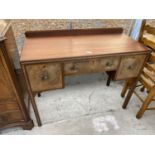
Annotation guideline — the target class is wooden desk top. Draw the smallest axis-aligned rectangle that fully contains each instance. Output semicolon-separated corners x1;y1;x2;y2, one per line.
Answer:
20;28;148;62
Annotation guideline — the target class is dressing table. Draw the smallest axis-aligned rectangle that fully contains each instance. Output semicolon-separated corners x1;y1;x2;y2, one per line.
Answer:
20;28;150;126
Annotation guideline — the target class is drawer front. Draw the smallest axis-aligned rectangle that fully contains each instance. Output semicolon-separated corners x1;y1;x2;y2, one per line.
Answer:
0;111;24;126
64;60;93;75
64;57;119;75
94;57;120;72
26;63;63;92
0;102;20;113
115;54;146;80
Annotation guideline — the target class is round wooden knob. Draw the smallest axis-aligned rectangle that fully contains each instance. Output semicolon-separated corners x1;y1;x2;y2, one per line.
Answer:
70;64;78;71
41;72;49;81
106;61;113;67
128;65;134;70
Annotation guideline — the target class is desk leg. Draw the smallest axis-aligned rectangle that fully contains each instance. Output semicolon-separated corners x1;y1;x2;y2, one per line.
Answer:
122;78;137;109
21;64;42;126
106;74;111;86
29;92;42;126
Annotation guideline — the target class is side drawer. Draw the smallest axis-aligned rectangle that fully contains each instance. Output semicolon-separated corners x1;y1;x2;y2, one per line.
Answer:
115;54;146;80
0;111;24;126
26;62;63;92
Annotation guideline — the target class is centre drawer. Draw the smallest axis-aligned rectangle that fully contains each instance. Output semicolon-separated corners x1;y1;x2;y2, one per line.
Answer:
64;60;93;75
94;56;120;72
26;63;63;92
64;57;119;75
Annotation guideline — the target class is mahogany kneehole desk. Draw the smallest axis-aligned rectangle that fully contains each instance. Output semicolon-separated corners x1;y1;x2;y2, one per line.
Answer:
20;28;150;126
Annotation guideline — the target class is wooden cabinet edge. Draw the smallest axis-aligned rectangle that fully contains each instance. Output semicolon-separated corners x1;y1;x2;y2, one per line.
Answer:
0;120;34;131
0;23;34;131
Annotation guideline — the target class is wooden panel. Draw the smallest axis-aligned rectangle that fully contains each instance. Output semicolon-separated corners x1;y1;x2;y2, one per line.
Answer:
25;28;123;37
115;54;146;80
64;57;120;75
0;111;24;126
94;57;120;72
0;49;16;100
0;102;19;113
4;27;17;56
20;29;148;62
4;26;20;69
0;21;34;130
26;63;63;92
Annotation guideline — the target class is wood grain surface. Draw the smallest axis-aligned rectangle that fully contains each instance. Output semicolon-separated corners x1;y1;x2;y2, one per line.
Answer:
20;29;148;62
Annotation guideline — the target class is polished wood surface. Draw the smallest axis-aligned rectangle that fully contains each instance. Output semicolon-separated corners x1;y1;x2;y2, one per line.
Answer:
21;28;148;62
0;52;15;100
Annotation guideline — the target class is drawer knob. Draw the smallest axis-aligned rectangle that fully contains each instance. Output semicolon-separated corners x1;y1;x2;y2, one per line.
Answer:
106;61;113;67
41;71;49;81
70;64;79;71
128;65;134;70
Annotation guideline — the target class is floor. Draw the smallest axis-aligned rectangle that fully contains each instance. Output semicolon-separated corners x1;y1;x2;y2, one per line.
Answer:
1;73;155;135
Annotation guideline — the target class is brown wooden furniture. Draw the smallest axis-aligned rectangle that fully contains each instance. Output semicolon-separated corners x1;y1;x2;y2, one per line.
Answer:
0;20;34;130
106;20;146;86
121;22;155;118
20;28;150;126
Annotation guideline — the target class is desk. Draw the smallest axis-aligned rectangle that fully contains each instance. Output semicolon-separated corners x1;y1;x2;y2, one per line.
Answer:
20;28;150;126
